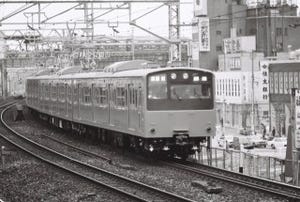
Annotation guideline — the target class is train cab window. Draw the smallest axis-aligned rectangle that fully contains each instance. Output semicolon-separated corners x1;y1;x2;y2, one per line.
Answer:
147;71;213;110
171;84;211;100
148;74;167;99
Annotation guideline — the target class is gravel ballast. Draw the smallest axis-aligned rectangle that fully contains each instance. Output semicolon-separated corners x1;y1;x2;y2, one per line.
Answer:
1;106;289;202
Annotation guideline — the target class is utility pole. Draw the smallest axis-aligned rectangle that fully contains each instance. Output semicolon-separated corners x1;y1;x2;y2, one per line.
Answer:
168;2;181;62
291;88;300;185
129;3;135;60
251;51;255;135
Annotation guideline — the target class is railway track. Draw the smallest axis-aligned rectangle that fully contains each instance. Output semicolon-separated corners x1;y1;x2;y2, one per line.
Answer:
161;159;300;201
0;103;195;202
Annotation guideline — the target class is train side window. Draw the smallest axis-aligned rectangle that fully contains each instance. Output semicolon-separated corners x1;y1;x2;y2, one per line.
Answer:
116;87;126;107
99;87;107;105
128;84;134;106
134;89;138;108
67;84;72;103
94;87;100;104
51;83;57;100
49;83;52;100
43;83;46;99
45;83;49;100
82;87;91;104
138;86;142;107
74;84;79;103
41;83;44;99
59;84;65;101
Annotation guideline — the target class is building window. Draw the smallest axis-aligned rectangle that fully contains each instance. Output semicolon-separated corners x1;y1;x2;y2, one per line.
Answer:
216;30;222;35
284;27;288;36
216;45;222;52
238;81;240;96
276;27;282;36
249;28;256;35
276;28;282;36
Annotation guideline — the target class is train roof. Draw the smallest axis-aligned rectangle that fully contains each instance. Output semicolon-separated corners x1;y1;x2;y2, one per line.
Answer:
27;60;213;80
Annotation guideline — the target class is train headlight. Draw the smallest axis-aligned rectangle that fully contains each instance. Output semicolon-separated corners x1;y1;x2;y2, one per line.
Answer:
171;73;177;79
149;145;154;152
193;76;200;82
183;73;189;79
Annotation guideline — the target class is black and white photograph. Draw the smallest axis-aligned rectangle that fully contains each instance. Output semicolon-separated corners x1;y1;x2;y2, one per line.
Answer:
0;0;300;201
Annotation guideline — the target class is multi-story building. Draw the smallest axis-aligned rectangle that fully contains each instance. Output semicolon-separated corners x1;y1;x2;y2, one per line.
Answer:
215;61;269;130
192;0;300;70
192;0;247;70
246;3;300;56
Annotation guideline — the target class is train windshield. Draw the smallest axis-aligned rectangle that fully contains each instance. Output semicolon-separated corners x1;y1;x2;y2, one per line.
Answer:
147;70;213;110
170;84;211;100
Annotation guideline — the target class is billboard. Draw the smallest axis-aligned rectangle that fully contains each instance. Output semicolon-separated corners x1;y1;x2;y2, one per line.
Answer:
295;89;300;148
223;36;256;54
260;62;269;101
198;17;210;52
194;0;207;17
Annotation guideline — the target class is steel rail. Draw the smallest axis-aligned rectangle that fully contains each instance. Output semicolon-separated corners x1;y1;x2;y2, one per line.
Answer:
40;134;112;163
0;103;195;202
162;160;300;201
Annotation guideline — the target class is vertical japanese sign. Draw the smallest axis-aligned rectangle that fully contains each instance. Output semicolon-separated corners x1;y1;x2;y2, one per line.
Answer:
289;72;294;93
279;72;283;94
284;72;289;94
274;72;278;94
198;17;210;52
294;72;299;89
295;89;300;148
261;62;269;101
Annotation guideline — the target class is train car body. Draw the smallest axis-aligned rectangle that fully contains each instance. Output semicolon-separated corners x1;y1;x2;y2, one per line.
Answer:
26;60;216;158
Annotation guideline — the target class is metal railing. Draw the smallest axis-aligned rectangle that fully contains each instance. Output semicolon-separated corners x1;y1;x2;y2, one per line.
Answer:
193;146;295;184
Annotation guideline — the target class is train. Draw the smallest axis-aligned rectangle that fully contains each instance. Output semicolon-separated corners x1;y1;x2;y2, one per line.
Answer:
26;60;216;159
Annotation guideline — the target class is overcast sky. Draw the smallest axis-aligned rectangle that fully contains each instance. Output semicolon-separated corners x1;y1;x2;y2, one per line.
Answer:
0;2;194;38
0;0;299;39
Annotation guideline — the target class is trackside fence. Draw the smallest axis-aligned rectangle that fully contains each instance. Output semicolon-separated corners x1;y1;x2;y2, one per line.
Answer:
193;146;298;184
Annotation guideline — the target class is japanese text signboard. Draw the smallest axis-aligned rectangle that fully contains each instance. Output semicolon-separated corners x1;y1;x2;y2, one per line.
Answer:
295;89;300;148
198;17;210;52
261;62;269;101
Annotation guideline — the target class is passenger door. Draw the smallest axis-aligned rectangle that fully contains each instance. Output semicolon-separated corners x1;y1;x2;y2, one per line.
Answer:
128;82;139;131
108;83;113;125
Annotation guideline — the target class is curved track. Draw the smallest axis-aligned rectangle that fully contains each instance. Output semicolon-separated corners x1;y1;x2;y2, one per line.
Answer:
0;103;195;202
161;159;300;201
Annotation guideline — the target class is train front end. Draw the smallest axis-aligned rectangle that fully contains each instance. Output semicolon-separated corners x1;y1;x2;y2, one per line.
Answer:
144;68;216;158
